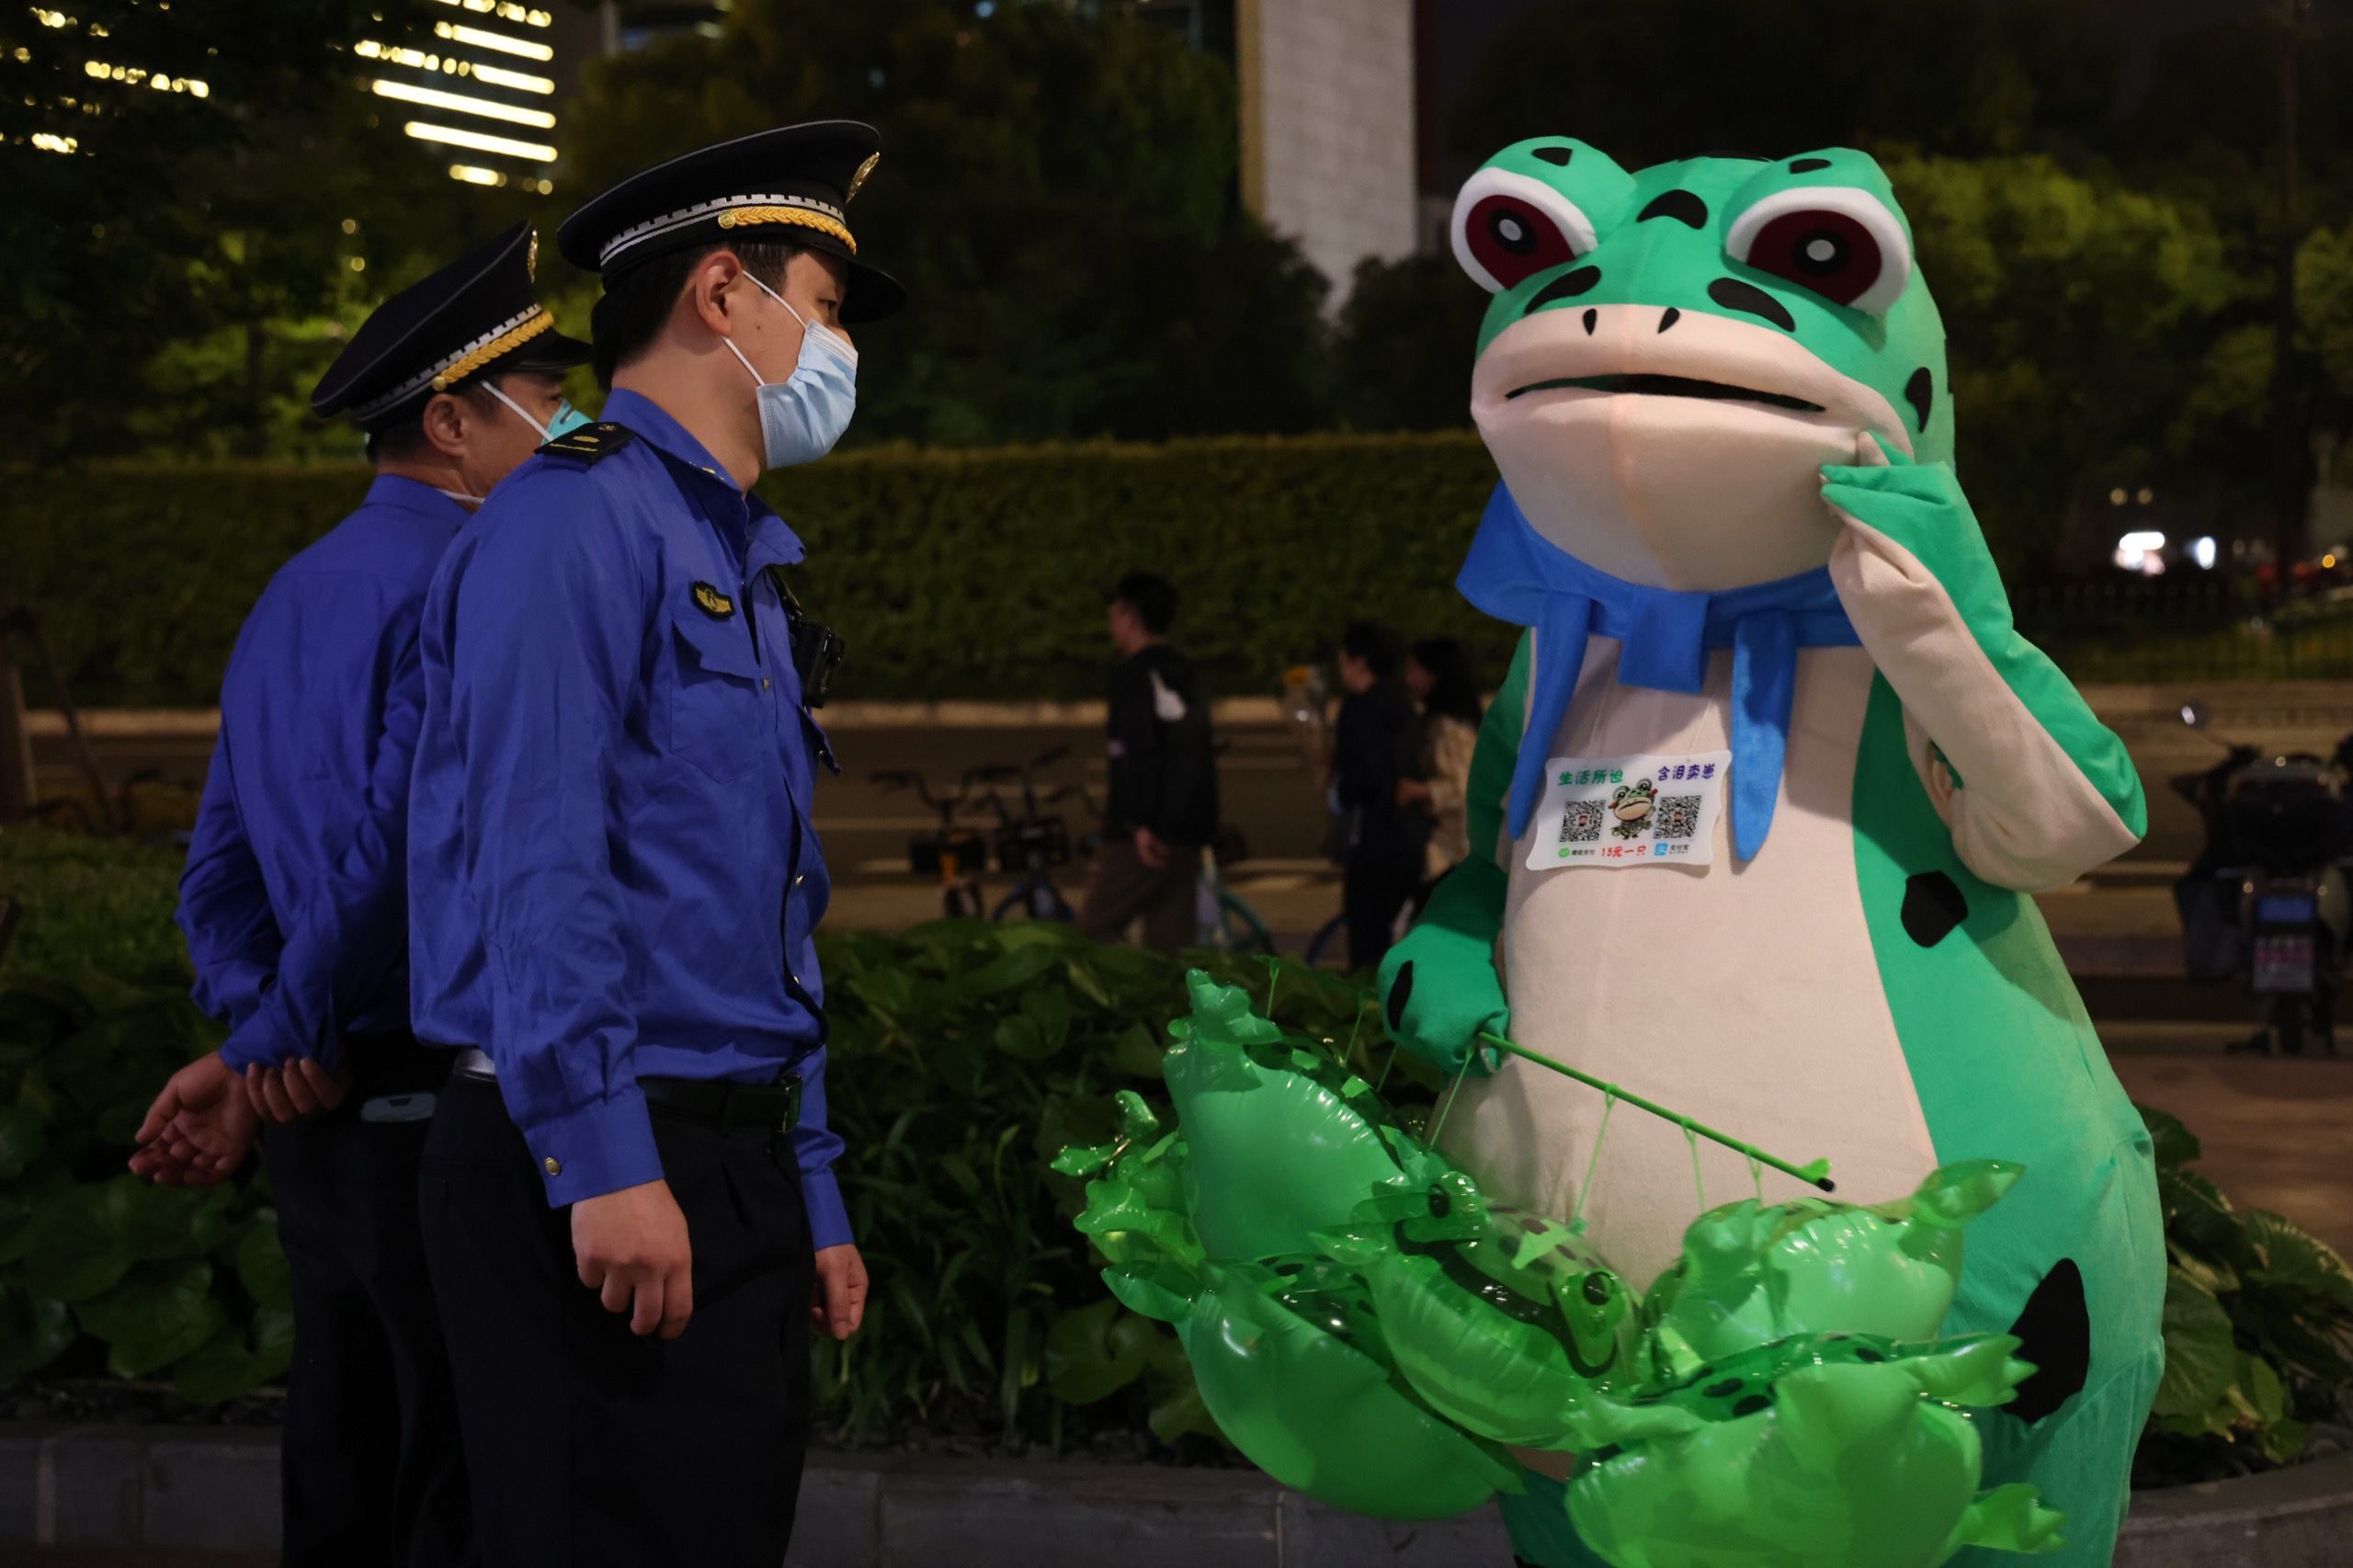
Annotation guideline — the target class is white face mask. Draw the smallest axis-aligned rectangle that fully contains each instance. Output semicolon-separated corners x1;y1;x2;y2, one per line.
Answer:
718;270;858;471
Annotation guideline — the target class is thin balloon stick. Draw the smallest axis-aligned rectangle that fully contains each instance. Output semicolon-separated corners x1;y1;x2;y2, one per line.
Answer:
1478;1031;1836;1193
1571;1091;1615;1228
1687;1125;1705;1211
1427;1054;1472;1147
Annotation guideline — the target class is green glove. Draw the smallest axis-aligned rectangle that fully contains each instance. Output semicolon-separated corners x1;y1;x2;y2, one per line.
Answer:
1378;857;1510;1076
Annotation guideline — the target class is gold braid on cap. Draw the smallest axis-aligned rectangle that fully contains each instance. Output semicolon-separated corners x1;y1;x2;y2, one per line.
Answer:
716;206;857;254
431;309;554;391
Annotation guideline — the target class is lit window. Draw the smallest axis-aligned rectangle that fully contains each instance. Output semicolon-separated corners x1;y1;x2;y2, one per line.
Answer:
370;78;555;130
403;119;556;161
437;21;551;61
472;62;552;94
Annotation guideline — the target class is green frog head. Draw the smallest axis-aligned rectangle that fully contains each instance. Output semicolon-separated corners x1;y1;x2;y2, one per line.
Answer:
1452;142;1950;592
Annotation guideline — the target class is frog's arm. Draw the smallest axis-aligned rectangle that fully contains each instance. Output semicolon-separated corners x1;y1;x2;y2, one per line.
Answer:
1466;631;1531;870
1822;443;2144;892
1377;633;1528;1072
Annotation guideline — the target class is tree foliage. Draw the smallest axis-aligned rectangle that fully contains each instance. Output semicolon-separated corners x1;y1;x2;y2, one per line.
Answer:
560;0;1331;445
0;1;527;463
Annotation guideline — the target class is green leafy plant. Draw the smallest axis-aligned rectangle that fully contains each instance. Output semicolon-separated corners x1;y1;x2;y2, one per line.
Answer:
2134;1103;2353;1481
815;921;1392;1449
0;828;1406;1447
0;969;292;1402
10;828;2353;1483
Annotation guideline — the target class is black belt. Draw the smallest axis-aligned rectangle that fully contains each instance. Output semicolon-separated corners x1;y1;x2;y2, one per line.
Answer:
450;1051;801;1135
641;1074;803;1135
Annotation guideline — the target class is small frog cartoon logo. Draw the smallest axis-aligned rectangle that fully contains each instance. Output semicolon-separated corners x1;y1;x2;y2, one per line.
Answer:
1609;778;1656;838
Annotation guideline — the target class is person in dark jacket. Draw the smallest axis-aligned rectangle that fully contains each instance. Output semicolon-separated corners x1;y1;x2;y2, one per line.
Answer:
1078;572;1219;949
1330;620;1427;971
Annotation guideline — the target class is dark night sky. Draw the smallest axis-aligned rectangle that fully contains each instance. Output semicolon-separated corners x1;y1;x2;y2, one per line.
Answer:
1420;0;2353;193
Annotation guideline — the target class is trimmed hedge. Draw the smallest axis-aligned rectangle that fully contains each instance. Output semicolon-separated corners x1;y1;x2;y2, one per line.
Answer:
3;435;1516;708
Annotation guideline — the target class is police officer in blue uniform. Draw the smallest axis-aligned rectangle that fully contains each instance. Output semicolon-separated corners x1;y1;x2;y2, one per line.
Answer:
133;222;591;1567
404;121;897;1566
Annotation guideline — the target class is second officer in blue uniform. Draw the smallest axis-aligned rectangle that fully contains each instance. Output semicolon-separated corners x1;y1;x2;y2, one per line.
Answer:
404;121;899;1566
137;221;590;1567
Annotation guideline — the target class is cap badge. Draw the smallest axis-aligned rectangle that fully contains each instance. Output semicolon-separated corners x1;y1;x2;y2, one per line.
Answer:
692;582;735;619
527;228;539;281
846;151;880;203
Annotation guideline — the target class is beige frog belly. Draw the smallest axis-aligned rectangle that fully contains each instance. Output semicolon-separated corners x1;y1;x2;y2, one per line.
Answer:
1438;635;1938;1290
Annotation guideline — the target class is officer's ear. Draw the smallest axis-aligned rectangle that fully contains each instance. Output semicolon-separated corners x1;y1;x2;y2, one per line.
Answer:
415;389;477;460
683;249;747;344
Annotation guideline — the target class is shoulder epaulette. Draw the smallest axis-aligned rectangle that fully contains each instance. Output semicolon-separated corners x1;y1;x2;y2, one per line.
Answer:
539;421;638;465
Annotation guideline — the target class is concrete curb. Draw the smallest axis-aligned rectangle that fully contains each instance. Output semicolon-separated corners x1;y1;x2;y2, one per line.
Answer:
6;1424;2351;1566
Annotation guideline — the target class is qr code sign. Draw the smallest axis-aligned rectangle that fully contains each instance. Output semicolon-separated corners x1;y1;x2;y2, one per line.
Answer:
1558;798;1605;845
1653;795;1702;841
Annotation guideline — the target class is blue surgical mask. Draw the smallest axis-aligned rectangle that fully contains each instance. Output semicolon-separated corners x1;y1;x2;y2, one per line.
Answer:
487;381;590;444
719;272;857;470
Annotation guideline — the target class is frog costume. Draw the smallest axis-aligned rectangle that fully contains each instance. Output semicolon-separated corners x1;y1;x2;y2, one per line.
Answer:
1379;142;2165;1568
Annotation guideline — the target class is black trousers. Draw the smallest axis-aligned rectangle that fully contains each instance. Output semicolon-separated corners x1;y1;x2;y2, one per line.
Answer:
265;1045;469;1568
1344;852;1425;972
418;1074;815;1568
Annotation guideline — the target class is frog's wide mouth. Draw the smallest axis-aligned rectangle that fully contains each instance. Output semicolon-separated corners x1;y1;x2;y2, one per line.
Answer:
1506;373;1825;415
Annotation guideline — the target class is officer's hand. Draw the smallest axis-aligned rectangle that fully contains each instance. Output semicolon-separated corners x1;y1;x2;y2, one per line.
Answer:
813;1243;868;1340
1133;826;1171;869
243;1059;352;1124
130;1053;258;1186
573;1180;695;1339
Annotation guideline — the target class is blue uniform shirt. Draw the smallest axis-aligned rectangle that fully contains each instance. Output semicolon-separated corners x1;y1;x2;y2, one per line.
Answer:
406;388;847;1249
178;474;464;1067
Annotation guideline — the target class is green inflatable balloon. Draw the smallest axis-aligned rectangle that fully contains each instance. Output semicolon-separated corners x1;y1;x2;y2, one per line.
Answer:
1642;1162;2023;1381
1163;971;1414;1262
1051;972;2067;1562
1565;1335;2063;1568
1324;1166;1641;1450
1180;1260;1525;1520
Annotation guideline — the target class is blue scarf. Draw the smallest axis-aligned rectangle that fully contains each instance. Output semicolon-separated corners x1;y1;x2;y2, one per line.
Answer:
1456;483;1859;861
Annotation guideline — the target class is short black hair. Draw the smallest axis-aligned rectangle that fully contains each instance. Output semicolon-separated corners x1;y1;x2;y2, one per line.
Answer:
1112;572;1178;635
1410;636;1484;725
589;239;804;388
1341;620;1404;680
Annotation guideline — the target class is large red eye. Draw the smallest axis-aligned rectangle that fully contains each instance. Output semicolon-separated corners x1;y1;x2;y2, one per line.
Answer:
1726;187;1912;313
1745;211;1881;304
1463;195;1576;290
1450;166;1599;294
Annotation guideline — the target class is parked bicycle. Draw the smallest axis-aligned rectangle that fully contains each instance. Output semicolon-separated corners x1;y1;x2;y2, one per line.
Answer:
963;742;1275;952
1195;824;1276;955
968;745;1086;923
870;766;994;920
